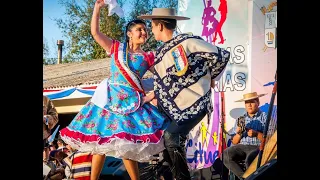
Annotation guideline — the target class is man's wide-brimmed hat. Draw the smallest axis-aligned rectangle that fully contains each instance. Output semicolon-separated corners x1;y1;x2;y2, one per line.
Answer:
138;8;190;20
235;92;267;102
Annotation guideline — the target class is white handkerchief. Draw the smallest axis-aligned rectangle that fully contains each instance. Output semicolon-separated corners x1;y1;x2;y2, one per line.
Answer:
91;78;111;109
104;0;124;18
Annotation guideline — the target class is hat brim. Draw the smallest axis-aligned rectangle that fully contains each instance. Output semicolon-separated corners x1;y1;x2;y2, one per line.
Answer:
235;93;267;102
137;15;190;20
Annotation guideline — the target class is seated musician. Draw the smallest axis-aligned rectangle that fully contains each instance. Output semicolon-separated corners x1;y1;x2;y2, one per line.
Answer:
223;92;267;179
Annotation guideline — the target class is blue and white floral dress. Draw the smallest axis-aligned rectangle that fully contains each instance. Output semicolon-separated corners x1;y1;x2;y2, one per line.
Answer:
60;40;168;162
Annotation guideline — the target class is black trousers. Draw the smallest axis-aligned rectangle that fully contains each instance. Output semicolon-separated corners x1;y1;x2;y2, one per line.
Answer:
223;144;259;179
159;105;206;180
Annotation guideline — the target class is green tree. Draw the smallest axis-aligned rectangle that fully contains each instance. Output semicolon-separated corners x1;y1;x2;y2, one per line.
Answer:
127;0;159;52
43;37;57;65
54;0;126;61
158;0;178;9
55;0;178;60
128;0;178;52
43;37;50;64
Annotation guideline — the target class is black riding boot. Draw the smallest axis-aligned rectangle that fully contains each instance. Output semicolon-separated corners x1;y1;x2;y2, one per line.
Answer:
164;131;191;180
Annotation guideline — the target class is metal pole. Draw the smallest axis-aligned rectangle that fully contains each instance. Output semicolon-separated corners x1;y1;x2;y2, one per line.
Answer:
57;40;64;64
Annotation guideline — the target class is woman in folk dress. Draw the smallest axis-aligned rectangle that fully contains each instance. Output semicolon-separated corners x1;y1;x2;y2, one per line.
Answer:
59;0;168;179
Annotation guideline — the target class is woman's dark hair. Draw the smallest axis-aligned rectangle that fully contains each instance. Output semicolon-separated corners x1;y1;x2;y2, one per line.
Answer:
125;19;146;44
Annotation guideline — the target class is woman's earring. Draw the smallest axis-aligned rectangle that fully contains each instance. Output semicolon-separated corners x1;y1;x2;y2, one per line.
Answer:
130;37;133;49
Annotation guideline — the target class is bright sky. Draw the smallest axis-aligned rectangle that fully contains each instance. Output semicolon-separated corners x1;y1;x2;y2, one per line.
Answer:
43;0;66;58
43;0;132;58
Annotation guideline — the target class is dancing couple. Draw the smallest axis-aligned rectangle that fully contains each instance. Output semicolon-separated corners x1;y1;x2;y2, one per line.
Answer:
59;1;230;179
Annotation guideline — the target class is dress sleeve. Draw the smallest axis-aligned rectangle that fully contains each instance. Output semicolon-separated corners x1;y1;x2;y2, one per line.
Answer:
107;39;121;56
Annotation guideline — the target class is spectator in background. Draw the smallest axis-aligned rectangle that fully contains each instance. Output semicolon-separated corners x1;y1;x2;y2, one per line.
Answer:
43;95;59;162
223;92;267;179
50;137;69;160
46;151;68;180
62;150;93;180
56;138;68;153
65;144;77;156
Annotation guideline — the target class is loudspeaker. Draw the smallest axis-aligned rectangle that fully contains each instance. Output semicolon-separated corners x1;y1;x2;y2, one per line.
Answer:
245;159;277;180
99;156;130;180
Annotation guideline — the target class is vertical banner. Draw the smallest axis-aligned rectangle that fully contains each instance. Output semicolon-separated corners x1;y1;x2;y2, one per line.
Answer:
185;91;221;169
178;0;250;169
250;0;277;108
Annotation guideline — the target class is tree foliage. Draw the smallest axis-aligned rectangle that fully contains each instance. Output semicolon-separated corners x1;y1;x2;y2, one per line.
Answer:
43;37;57;65
55;0;178;61
54;0;126;61
43;37;49;57
127;0;158;52
158;0;178;9
43;37;49;64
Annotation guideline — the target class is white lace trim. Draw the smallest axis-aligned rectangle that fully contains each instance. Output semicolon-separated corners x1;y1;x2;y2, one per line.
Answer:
108;102;137;114
61;135;165;162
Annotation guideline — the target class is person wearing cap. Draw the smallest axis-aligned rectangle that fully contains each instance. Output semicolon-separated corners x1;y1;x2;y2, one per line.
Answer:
222;92;267;180
138;8;230;180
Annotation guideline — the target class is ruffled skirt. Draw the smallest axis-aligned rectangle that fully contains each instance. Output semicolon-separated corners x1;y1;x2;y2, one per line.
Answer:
60;79;168;162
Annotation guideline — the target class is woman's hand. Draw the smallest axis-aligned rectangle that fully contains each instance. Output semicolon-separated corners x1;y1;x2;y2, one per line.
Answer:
95;0;106;9
150;98;157;106
141;91;155;105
